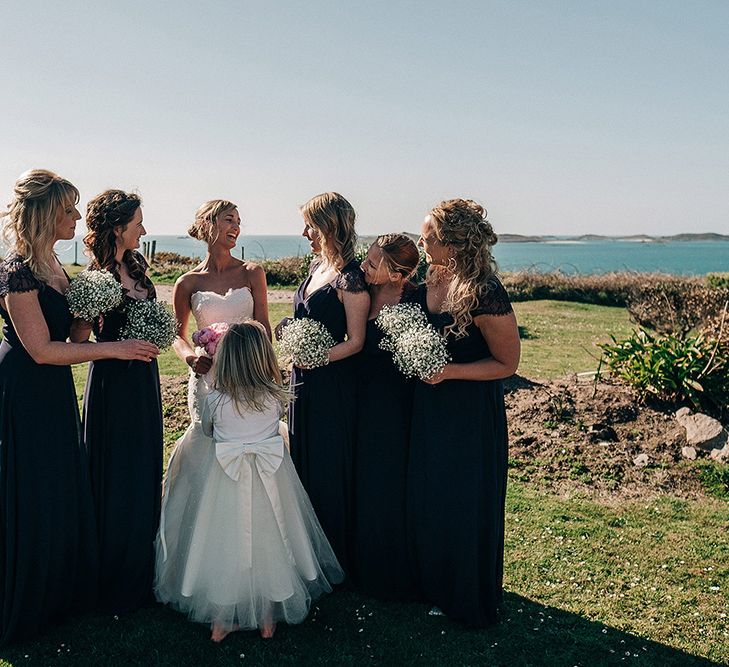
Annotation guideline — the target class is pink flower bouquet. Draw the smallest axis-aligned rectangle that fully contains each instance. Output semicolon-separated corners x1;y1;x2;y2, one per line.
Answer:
192;322;229;356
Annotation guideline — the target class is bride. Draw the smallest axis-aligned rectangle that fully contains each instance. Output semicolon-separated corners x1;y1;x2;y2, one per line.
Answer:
155;199;271;602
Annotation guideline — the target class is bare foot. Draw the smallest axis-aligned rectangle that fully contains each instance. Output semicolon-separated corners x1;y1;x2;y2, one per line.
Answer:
259;622;276;639
211;623;239;643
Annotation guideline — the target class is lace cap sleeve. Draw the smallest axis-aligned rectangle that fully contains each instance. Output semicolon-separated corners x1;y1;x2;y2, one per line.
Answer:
334;260;367;293
473;276;513;317
0;256;43;297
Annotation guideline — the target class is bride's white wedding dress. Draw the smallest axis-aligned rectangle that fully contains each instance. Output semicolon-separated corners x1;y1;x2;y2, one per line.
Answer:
154;287;342;630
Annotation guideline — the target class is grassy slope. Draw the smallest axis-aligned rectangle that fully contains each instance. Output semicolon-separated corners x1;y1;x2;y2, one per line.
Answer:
2;301;727;666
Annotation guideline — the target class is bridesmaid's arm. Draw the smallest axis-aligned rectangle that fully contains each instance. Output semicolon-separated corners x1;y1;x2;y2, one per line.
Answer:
4;291;159;365
247;264;272;340
327;289;370;363
171;274;210;375
423;312;521;385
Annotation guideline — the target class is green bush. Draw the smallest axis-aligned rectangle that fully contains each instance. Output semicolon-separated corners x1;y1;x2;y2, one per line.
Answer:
625;280;728;336
259;254;313;286
707;272;729;289
501;271;691;307
599;328;729;418
148;252;198;284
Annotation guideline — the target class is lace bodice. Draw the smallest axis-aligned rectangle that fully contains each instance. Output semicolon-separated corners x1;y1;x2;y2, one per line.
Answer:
186;286;256;422
190;287;255;329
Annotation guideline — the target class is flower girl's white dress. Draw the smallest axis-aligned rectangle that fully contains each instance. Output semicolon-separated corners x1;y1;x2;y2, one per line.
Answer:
154;387;343;630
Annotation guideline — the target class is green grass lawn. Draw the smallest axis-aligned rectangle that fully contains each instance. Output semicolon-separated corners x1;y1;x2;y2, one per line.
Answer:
3;299;726;666
0;485;725;666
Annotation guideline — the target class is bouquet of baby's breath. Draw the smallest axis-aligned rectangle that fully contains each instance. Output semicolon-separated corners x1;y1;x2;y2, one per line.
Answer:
376;303;451;380
66;269;124;321
279;317;335;368
120;299;178;350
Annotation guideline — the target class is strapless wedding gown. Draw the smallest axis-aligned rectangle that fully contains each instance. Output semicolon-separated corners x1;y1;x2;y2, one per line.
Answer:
154;287;342;629
154;288;254;602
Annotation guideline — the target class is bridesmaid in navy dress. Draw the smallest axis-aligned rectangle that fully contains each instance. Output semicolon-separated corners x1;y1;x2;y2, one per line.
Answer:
281;192;369;572
408;199;520;626
354;234;420;599
0;170;158;644
78;190;163;613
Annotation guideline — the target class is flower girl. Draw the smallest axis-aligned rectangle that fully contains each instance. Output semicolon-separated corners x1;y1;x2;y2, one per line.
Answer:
155;321;343;641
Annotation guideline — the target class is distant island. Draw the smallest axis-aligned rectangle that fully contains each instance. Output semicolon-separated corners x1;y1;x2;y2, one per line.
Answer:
361;232;729;244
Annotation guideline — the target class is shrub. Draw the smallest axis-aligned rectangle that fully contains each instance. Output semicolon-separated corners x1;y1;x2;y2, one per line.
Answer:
148;252;198;284
599;328;729;419
501;271;685;308
625;279;729;337
707;273;729;289
259;255;313;286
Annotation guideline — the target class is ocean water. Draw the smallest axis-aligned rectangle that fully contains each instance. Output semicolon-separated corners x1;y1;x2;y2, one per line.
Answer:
52;235;728;276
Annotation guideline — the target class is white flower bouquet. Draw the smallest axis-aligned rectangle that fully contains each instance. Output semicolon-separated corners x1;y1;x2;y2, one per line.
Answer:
279;317;335;368
66;269;124;321
376;303;451;380
120;299;178;350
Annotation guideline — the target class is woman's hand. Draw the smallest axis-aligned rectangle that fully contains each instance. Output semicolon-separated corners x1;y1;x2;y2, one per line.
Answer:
274;317;293;341
69;318;93;343
422;364;453;385
109;339;160;362
186;354;213;376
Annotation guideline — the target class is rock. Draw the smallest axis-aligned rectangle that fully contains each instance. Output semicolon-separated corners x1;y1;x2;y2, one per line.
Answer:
633;453;649;467
710;445;729;463
681;446;698;460
588;423;618;443
675;407;692;421
677;413;727;451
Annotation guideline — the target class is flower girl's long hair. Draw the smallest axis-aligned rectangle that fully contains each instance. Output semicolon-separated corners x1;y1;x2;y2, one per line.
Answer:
213;321;291;414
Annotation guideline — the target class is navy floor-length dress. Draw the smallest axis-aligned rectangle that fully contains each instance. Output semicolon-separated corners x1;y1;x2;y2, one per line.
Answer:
83;291;163;614
407;278;513;626
289;258;366;573
0;255;98;645
353;292;417;599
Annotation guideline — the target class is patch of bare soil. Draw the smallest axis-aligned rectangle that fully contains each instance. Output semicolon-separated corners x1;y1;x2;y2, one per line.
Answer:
505;375;710;501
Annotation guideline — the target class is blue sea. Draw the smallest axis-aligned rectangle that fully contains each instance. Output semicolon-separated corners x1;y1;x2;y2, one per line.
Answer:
53;235;728;276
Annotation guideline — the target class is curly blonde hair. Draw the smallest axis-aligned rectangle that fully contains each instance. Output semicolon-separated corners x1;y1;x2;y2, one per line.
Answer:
427;198;499;338
300;192;356;271
1;169;79;284
188;200;237;245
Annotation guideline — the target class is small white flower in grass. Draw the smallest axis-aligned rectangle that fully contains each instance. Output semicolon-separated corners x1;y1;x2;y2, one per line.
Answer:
376;303;450;381
66;269;123;321
279;317;335;368
120;299;177;350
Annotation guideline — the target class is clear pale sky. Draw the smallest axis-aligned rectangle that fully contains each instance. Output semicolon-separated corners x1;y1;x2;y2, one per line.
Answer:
2;1;728;236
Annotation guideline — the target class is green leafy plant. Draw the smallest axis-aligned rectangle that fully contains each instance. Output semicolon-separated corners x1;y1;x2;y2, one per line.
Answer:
599;328;729;418
707;272;729;289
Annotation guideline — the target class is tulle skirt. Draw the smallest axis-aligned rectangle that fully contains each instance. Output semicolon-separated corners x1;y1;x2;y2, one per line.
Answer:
154;422;342;630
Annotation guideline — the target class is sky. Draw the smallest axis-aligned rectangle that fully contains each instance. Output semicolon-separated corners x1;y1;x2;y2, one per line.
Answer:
1;0;728;237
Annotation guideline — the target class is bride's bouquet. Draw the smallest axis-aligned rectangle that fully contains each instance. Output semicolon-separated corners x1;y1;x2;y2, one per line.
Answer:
279;317;335;368
376;303;451;381
120;299;178;350
66;269;124;321
192;322;229;357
